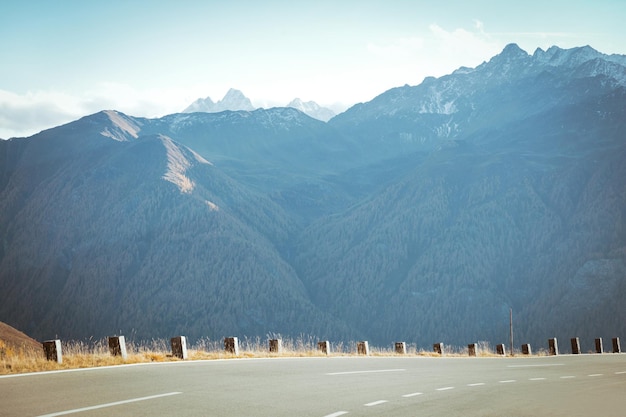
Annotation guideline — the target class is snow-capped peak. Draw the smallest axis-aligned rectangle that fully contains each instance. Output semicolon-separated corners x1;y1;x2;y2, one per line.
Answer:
533;45;603;68
182;90;336;122
220;88;255;111
182;88;255;113
287;98;336;122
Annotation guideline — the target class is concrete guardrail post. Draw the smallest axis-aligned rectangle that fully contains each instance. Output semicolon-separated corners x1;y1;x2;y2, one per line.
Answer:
548;338;559;356
595;338;603;354
108;336;128;359
357;341;370;356
269;339;283;353
318;341;330;355
468;343;477;357
170;336;188;360
571;337;581;354
395;342;406;354
224;337;239;355
433;342;444;355
496;343;506;356
521;343;532;355
42;339;62;364
613;337;621;353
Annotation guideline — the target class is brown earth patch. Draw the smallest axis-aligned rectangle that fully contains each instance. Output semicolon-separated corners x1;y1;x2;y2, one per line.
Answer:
0;321;41;353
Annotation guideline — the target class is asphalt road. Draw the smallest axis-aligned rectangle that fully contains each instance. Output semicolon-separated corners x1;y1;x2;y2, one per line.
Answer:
1;354;625;416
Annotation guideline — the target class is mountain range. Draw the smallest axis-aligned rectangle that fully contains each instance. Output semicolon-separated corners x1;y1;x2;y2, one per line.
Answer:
183;88;336;121
183;88;256;113
1;44;625;351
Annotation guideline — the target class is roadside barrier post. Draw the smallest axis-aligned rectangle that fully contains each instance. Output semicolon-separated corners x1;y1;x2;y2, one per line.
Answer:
548;338;559;356
433;342;444;355
357;341;370;355
496;344;506;356
171;336;188;360
269;339;283;353
468;343;477;357
613;337;621;353
42;339;62;364
395;342;406;354
224;337;239;355
317;341;330;355
108;336;128;359
571;337;581;354
595;338;603;354
521;343;532;355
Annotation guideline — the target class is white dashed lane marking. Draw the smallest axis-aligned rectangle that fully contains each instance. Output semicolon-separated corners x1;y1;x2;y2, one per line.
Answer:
323;366;626;417
402;392;423;398
326;369;405;376
323;412;348;417
364;400;388;407
507;363;564;368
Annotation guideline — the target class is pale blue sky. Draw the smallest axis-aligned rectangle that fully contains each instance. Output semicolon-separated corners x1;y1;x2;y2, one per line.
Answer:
1;0;625;138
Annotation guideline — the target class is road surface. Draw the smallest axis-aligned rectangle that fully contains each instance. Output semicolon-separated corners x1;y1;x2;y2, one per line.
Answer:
1;354;625;416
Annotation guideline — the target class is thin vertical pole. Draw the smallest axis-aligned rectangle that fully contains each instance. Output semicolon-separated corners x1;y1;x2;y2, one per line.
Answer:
509;308;513;356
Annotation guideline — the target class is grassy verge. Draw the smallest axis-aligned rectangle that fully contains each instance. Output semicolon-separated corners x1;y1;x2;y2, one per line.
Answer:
0;337;543;375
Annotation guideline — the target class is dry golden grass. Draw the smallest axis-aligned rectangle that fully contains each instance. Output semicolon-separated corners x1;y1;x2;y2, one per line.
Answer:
0;338;176;374
1;336;539;376
0;335;331;375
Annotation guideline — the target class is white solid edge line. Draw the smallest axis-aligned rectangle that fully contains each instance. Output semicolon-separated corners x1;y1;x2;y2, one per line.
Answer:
1;356;335;379
402;392;423;397
36;392;182;417
0;360;195;379
323;412;349;417
364;400;388;407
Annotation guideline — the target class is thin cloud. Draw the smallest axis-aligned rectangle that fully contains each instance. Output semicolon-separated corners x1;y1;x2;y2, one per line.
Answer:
0;89;83;138
365;22;501;86
0;84;192;139
427;23;501;63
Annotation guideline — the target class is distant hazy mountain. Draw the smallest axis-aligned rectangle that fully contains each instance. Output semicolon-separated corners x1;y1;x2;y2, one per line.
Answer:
286;98;335;122
183;88;255;113
183;89;336;122
1;44;625;349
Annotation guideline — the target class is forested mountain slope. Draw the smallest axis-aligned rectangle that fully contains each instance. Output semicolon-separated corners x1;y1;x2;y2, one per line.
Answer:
0;115;353;341
1;44;624;349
